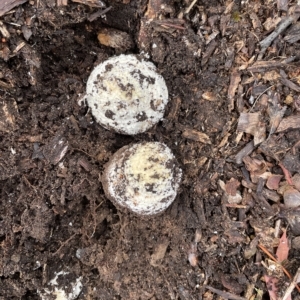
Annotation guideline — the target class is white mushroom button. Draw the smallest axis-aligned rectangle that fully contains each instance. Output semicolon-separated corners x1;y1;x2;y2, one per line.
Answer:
102;142;182;216
85;54;168;135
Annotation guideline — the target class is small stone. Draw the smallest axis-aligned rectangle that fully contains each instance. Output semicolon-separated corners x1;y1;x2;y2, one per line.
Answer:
292;236;300;249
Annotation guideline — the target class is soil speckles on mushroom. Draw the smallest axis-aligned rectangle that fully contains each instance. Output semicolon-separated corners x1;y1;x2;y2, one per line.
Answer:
85;54;168;135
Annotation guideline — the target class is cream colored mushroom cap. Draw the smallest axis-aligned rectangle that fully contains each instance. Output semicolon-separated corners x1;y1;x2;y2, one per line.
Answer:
102;142;182;216
86;54;169;135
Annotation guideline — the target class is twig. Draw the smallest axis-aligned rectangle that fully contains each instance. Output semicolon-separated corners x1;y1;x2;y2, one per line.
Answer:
205;285;247;300
292;140;300;155
160;23;186;30
249;85;274;112
278;162;293;186
87;6;112;22
185;0;197;14
282;267;300;300
258;13;300;60
51;233;77;257
258;244;300;293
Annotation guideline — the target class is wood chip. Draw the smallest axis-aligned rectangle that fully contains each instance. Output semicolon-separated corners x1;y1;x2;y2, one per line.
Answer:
247;57;296;72
259;135;289;161
268;93;287;136
87;6;112;21
277;0;288;11
71;0;106;7
0;0;27;17
182;128;211;144
276;115;300;132
249;12;261;29
166;97;181;120
97;28;134;50
280;77;300;92
228;70;241;112
258;13;300;59
243;156;268;176
0;99;18;132
284;23;300;43
205;285;247;300
0;21;10;39
43;134;69;165
237;113;260;134
225;178;240;196
224;46;235;69
235;141;255;165
202;91;217;101
150;238;169;267
201;40;217;66
57;0;68;5
266;174;283;190
262;188;281;202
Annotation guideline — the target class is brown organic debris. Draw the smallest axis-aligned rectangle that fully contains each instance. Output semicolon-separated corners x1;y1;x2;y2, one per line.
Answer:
284;23;300;43
150;238;169;267
0;0;27;17
267;93;287;136
266;174;283;190
227;70;241;112
97;28;134;50
182;128;211;144
225;178;240;197
71;0;106;7
235;141;255;165
280;77;300;92
202;91;217;101
277;0;288;11
0;99;18;132
219;179;242;204
42;134;69;165
276;115;300;132
243;156;270;183
283;186;300;208
237;112;266;145
258;10;300;59
247;57;296;72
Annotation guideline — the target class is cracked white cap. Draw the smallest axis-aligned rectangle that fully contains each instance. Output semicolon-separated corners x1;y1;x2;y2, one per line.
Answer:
38;271;82;300
85;54;168;135
102;142;182;216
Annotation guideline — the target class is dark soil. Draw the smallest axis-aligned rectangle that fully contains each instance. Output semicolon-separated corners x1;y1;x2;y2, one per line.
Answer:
1;0;300;299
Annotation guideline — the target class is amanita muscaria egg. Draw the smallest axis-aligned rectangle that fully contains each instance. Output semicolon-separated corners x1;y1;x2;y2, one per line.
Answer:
85;54;168;135
102;142;182;216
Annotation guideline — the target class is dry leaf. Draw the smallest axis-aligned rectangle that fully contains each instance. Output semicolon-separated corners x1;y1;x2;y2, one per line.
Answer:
276;231;289;262
264;275;279;300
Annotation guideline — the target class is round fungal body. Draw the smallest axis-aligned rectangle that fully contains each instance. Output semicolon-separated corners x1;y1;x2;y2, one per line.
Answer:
85;54;168;135
102;142;182;216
